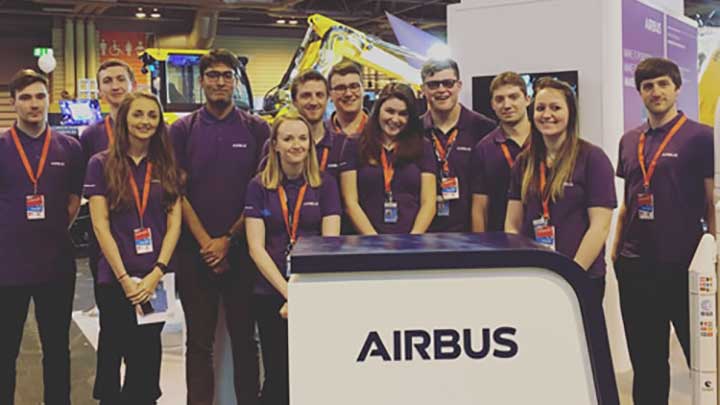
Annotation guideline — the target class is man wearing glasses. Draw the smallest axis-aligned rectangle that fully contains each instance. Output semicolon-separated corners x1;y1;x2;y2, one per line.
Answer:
169;48;269;405
420;59;496;232
327;61;368;138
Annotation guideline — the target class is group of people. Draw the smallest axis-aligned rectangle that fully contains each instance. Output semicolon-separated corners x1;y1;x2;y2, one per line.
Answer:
0;46;712;405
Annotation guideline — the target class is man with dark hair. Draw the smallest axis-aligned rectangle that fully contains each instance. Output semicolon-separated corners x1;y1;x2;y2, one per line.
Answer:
82;58;135;403
420;58;495;232
613;56;715;405
471;71;530;232
327;61;367;138
170;48;268;405
0;69;84;405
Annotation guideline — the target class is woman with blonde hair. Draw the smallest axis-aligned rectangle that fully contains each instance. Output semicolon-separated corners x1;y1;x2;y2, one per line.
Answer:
505;77;616;297
245;109;341;404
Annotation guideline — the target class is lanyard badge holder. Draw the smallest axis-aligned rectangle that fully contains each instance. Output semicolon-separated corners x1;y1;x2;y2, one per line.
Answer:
533;163;556;251
381;148;398;223
131;162;154;255
636;115;686;221
279;183;308;272
10;127;51;221
432;129;460;217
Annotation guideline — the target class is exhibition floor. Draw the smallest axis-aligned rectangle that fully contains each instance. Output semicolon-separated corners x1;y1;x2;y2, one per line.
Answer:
14;258;692;405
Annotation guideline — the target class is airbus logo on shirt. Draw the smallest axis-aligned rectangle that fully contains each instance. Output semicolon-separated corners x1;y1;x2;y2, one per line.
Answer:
303;201;319;207
456;146;472;152
661;152;678;158
50;161;66;167
232;143;248;149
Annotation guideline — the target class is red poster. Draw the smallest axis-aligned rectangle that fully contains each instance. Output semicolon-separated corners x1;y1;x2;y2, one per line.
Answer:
98;31;149;86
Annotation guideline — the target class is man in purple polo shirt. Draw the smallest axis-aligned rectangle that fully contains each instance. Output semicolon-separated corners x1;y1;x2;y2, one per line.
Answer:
0;69;84;405
612;57;715;405
471;71;530;232
327;61;368;138
420;59;495;232
169;49;269;405
79;59;135;401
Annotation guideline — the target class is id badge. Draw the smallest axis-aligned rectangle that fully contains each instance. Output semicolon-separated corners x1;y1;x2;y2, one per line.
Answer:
637;193;654;220
26;194;46;220
134;227;154;255
441;177;460;201
436;195;450;217
533;217;556;251
384;201;398;223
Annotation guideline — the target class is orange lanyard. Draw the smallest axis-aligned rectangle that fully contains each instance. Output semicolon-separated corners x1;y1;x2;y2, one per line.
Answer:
129;162;153;228
380;148;394;197
539;162;550;220
500;143;514;168
10;126;51;195
278;183;308;245
638;114;687;190
333;113;367;136
431;128;459;175
319;147;329;172
104;116;114;146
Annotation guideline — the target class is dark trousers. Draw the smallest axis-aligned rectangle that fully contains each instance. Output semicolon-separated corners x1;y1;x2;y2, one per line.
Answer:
177;245;259;405
615;256;690;405
93;284;164;404
254;294;288;405
0;275;75;405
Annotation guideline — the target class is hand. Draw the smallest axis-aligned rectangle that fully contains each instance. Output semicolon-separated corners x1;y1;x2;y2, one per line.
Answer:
279;302;288;319
119;276;148;306
200;237;230;267
137;268;163;302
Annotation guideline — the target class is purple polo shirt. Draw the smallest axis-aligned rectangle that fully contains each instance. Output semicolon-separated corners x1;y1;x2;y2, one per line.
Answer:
244;173;341;295
325;111;368;139
341;138;436;234
422;105;496;232
617;112;713;267
508;142;617;277
470;126;524;231
169;107;269;238
84;153;169;285
80;117;112;162
0;125;84;286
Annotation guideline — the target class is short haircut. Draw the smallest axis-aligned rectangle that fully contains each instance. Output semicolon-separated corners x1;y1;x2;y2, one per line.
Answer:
421;58;460;82
634;57;681;91
199;48;240;76
291;69;328;101
490;71;527;97
96;59;135;85
328;61;363;85
9;69;48;98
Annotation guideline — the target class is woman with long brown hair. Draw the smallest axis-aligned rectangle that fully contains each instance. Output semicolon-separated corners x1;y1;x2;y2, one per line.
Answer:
340;82;436;234
84;91;182;404
505;77;616;297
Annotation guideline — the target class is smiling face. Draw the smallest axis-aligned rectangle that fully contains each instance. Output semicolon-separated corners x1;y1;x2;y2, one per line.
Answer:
378;97;409;140
329;72;363;116
638;74;679;118
422;68;462;114
200;62;235;107
491;84;530;126
274;119;311;166
126;97;161;142
98;65;134;108
12;81;49;127
293;79;328;124
533;88;569;139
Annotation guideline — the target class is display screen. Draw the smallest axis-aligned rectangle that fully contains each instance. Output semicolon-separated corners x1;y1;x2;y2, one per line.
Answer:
59;99;103;126
472;70;579;121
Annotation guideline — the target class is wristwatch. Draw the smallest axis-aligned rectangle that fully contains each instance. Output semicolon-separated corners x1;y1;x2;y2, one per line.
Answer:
154;262;169;274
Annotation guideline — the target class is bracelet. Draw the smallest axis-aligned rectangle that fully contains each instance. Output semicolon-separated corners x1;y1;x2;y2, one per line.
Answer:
154;262;169;274
117;273;129;281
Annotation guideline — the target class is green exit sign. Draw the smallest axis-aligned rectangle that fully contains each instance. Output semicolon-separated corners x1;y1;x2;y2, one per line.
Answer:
33;47;51;57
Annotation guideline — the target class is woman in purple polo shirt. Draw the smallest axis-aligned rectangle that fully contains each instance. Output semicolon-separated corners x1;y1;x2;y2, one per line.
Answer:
340;82;437;234
505;77;616;297
84;92;182;404
245;110;341;405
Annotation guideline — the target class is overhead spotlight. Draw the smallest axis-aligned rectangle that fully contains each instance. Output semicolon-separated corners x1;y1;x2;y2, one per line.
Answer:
289;20;298;25
150;8;161;18
135;7;146;18
276;19;286;24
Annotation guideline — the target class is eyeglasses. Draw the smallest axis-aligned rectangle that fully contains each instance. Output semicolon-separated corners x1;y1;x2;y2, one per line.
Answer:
204;70;236;81
330;82;362;94
424;79;458;90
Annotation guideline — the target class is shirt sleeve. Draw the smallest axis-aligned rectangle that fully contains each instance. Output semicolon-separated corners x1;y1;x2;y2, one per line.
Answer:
507;158;523;201
698;126;714;179
340;138;358;172
251;116;271;173
79;125;95;165
83;154;107;198
63;136;85;197
244;178;266;219
470;143;487;195
616;136;626;179
257;138;270;173
168;117;190;173
419;139;437;174
585;147;618;209
320;173;342;217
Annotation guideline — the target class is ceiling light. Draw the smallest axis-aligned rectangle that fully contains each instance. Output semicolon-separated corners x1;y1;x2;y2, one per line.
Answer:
276;19;286;24
150;8;161;18
289;20;298;25
135;7;146;18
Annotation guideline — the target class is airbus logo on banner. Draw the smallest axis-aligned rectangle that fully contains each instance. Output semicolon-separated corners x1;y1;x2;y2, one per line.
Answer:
357;327;518;362
644;17;662;34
